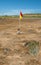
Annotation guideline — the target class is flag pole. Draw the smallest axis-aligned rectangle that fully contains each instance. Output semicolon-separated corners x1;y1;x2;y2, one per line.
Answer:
17;17;21;34
17;11;23;34
19;18;21;30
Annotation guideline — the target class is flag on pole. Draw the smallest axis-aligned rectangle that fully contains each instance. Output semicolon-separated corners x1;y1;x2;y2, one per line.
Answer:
20;11;23;20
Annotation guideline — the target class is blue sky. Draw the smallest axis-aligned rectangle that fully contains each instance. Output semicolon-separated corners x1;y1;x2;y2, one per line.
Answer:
0;0;41;15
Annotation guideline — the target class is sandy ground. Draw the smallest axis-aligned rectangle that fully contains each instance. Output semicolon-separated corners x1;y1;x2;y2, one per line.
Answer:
0;18;41;65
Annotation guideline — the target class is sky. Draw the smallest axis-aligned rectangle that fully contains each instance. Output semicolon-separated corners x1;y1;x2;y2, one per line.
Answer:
0;0;41;15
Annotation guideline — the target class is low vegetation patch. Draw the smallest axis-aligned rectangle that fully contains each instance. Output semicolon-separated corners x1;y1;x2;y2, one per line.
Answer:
25;40;39;56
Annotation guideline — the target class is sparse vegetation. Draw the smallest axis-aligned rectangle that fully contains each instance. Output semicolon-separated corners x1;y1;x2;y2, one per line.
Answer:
25;40;39;55
24;14;41;18
0;14;41;18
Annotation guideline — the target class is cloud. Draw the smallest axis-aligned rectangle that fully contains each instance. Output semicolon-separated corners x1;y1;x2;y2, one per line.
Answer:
0;9;41;15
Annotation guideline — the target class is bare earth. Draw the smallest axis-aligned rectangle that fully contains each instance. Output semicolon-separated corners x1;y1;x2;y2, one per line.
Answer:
0;18;41;65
